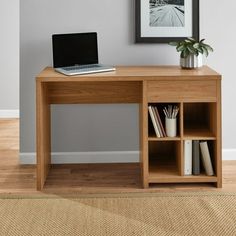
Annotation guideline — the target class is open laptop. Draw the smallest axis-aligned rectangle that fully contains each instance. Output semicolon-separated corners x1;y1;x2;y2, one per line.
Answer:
52;32;115;76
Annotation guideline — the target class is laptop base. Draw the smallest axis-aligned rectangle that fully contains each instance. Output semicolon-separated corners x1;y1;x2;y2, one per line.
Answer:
55;64;116;76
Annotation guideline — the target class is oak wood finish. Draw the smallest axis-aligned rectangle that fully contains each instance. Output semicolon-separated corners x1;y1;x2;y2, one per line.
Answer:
36;66;222;190
47;81;142;104
147;80;217;102
36;81;51;190
140;81;149;188
180;103;184;176
149;162;218;183
216;80;222;187
1;119;235;194
37;66;220;81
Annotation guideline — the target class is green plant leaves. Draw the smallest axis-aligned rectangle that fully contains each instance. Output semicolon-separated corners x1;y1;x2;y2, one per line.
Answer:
202;44;214;52
202;47;209;57
187;45;195;54
197;47;204;54
181;50;188;58
188;37;196;42
193;43;200;49
177;45;185;52
185;39;192;43
169;42;179;46
169;38;213;58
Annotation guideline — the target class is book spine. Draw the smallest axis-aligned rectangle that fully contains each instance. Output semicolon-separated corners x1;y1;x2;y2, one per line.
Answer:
184;140;192;175
152;107;163;137
192;140;200;175
200;141;214;176
154;107;166;137
148;106;161;138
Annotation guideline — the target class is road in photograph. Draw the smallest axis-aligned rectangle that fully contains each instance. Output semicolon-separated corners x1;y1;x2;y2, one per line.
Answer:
150;4;185;27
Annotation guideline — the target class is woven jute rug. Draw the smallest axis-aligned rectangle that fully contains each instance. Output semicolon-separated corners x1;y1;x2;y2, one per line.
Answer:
0;192;235;236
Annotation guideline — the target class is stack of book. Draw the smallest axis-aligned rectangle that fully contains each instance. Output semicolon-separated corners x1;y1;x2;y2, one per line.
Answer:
184;140;214;176
148;105;166;138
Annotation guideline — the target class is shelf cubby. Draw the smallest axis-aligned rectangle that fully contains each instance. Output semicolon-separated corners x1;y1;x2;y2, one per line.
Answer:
148;141;181;181
147;99;220;186
148;103;181;140
199;140;217;177
183;103;216;139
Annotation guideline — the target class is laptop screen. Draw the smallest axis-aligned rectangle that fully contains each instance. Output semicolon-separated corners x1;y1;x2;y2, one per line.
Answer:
52;32;98;68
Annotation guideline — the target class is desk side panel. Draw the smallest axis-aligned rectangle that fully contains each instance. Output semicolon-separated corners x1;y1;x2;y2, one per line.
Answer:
36;81;51;190
216;78;222;187
140;81;149;188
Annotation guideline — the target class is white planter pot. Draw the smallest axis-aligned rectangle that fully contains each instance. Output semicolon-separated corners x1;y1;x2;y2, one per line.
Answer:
180;54;203;69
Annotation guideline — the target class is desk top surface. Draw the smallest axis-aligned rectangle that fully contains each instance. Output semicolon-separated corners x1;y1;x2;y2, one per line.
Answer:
36;66;221;82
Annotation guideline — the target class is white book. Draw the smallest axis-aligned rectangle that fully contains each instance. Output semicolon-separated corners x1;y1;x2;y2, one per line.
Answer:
200;141;214;176
184;140;192;175
152;107;163;137
148;106;161;138
154;107;166;137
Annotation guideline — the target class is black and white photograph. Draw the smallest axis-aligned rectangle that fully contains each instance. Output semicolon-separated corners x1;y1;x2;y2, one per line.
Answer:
149;0;185;27
135;0;199;43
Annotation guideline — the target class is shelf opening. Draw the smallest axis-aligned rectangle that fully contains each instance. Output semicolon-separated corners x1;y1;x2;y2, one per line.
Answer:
199;140;216;176
184;103;216;138
148;141;181;177
148;103;181;138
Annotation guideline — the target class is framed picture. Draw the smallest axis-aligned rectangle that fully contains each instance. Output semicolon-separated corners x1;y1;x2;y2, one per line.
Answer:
135;0;199;43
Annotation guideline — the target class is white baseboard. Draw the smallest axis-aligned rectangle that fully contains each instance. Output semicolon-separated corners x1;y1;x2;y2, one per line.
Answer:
0;109;19;118
20;149;236;164
20;151;139;165
222;149;236;160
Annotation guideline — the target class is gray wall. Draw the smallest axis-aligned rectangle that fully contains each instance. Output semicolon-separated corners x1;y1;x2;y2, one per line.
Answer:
0;0;19;110
20;0;236;155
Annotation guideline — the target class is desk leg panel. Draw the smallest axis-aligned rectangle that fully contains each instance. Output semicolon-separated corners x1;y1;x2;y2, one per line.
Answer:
140;81;149;188
216;79;222;188
36;81;51;190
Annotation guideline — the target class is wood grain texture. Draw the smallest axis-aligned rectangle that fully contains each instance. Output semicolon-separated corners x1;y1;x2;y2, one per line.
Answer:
47;81;142;104
35;66;222;190
0;119;235;194
180;103;184;176
36;81;51;190
141;81;149;188
147;80;217;102
149;160;217;183
36;66;221;82
176;140;182;176
216;79;222;187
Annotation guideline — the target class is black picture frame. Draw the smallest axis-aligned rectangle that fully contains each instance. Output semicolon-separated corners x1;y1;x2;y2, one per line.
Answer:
135;0;199;43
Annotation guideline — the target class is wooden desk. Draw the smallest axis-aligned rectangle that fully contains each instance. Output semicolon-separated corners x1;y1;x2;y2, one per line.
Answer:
36;66;222;190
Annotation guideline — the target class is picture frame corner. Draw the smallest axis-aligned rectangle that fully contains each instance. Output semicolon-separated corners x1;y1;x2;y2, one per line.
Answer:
135;0;199;44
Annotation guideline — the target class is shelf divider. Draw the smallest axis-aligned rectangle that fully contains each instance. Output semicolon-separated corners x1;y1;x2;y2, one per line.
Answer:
148;136;181;141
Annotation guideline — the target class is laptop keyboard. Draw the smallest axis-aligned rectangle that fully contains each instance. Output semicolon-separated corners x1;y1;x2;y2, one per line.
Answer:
63;64;101;71
56;64;115;75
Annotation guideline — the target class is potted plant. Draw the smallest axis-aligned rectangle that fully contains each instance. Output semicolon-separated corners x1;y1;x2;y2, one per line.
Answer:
169;38;213;69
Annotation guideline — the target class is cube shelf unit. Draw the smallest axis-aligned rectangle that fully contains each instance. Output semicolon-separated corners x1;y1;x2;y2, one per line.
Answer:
146;102;220;187
143;73;222;188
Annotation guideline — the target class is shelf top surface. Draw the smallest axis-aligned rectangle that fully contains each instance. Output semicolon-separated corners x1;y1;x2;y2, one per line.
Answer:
36;66;221;82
